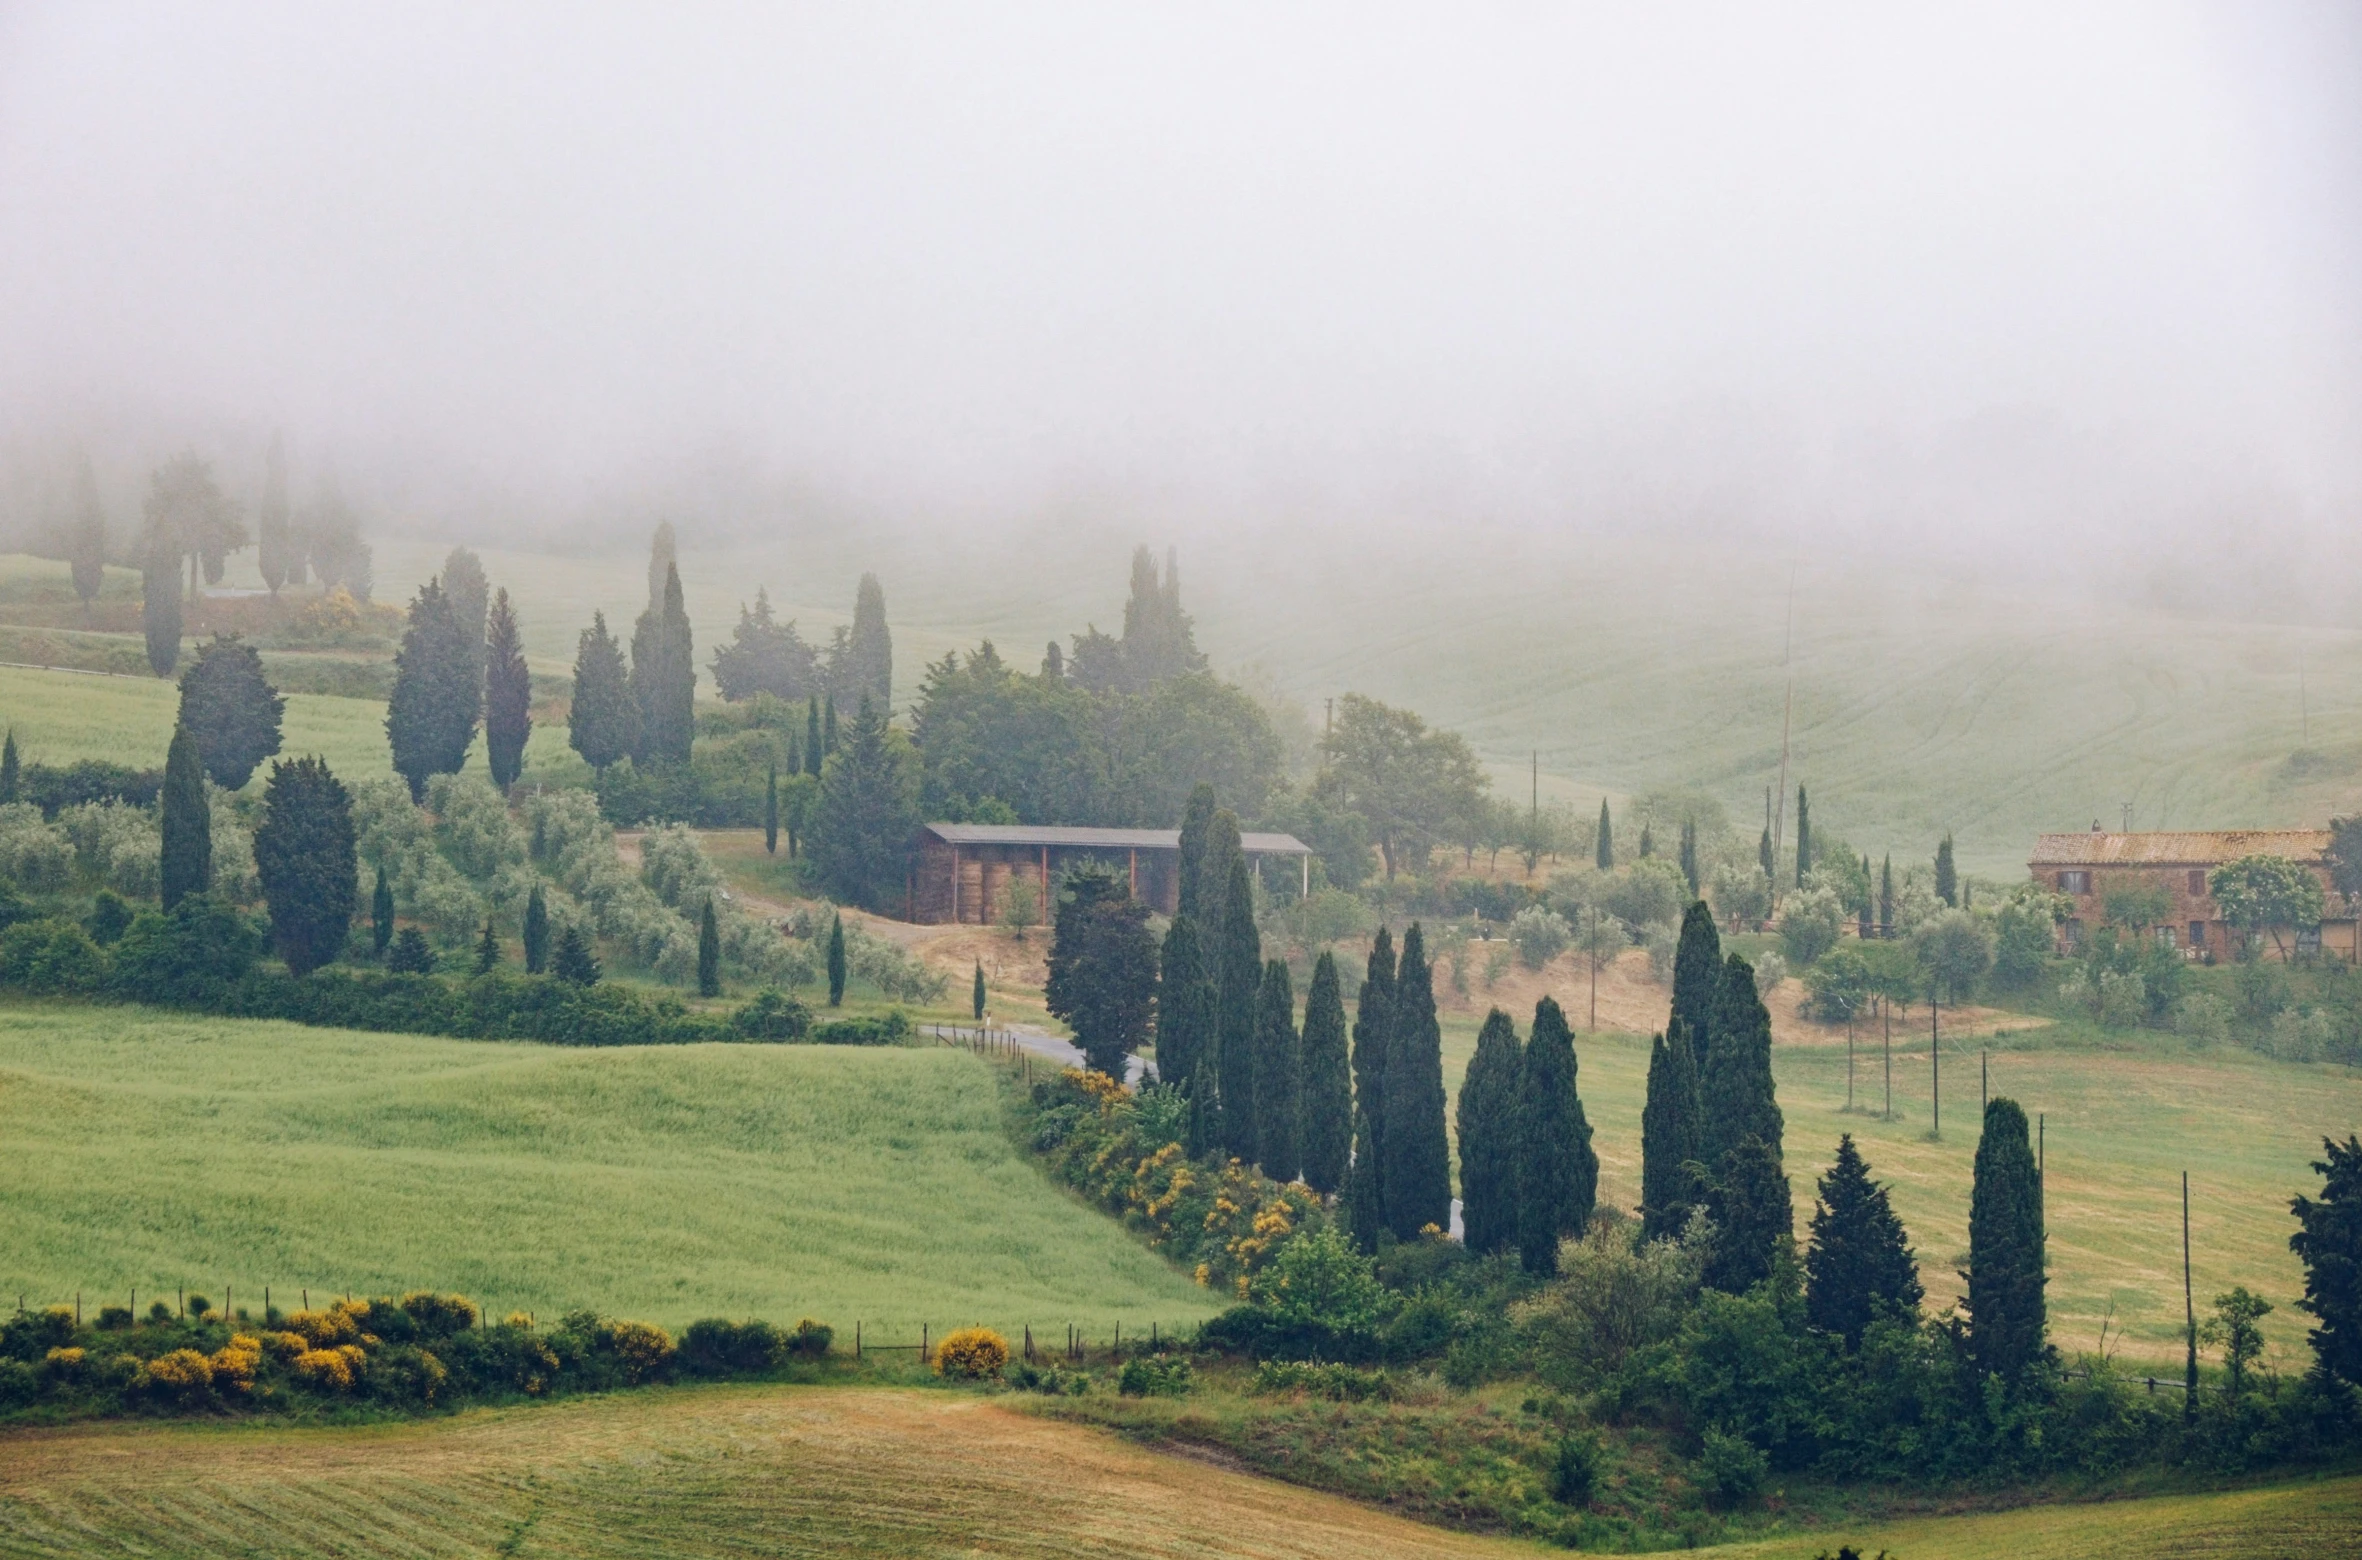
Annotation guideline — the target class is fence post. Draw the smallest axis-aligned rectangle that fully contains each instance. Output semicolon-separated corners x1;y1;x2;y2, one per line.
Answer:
856;1320;862;1361
921;1323;929;1364
1025;1323;1034;1363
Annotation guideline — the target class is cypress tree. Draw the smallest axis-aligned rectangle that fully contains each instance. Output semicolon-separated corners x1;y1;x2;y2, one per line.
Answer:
177;633;285;789
2290;1134;2362;1391
474;915;501;976
387;578;479;801
387;926;437;975
159;724;210;910
1858;854;1874;940
698;897;722;997
1157;914;1215;1106
568;612;634;774
1966;1097;2048;1384
141;532;182;678
1382;924;1452;1240
372;865;395;955
646;521;676;614
1640;1021;1705;1241
823;693;838;757
844;572;894;709
1679;819;1699;895
1176;782;1217;923
1346;1109;1384;1253
1638;820;1654;858
1252;959;1300;1180
827;912;847;1006
1518;996;1597;1276
804;695;920;910
764;763;780;854
70;453;107;613
522;883;548;973
1879;854;1894;938
1935;834;1957;908
1795;786;1812;886
552;922;600;985
1217;850;1261;1160
1700;954;1782;1172
0;730;18;804
1704;1135;1793;1293
630;563;696;766
1805;1134;1922;1347
1759;825;1774;880
441;547;490;683
1187;1057;1223;1160
1457;1009;1524;1258
483;588;531;790
257;433;290;593
805;696;823;776
1671;899;1722;1070
972;959;986;1020
1352;928;1397;1217
251;755;357;977
1044;865;1157;1079
1298;950;1352;1196
1595;799;1614;869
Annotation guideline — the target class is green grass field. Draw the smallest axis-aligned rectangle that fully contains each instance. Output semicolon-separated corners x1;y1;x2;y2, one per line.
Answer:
0;1383;2353;1559
0;1003;1217;1337
0;662;578;795
1427;1010;2362;1369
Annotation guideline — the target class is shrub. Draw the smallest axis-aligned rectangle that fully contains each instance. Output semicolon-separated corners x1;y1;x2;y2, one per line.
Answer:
285;1301;366;1347
86;889;134;945
1752;951;1787;995
209;1337;261;1393
596;1319;676;1383
732;987;811;1040
680;1318;785;1377
293;1345;364;1392
934;1327;1009;1378
139;1348;216;1401
1248;1223;1390;1331
810;1011;912;1046
41;1346;88;1384
1696;1428;1768;1507
0;803;75;890
1779;884;1845;968
786;1318;833;1356
0;918;106;994
398;1292;479;1337
1509;905;1572;969
0;1306;76;1361
109;895;263;994
95;1305;131;1330
1117;1355;1194;1397
1552;1430;1602;1507
1249;1359;1395;1400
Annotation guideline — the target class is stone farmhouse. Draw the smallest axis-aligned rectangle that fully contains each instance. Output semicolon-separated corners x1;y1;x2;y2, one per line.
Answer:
2027;826;2356;960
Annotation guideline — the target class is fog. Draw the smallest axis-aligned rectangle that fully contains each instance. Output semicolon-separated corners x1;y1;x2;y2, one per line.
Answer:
1;3;2357;600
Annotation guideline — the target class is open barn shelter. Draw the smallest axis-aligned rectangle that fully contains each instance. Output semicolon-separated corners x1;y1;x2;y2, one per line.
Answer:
911;823;1313;925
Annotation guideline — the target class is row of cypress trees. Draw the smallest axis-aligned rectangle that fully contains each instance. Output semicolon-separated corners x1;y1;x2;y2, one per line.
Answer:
1343;923;1453;1247
385;550;534;800
1456;996;1598;1274
1641;894;2049;1381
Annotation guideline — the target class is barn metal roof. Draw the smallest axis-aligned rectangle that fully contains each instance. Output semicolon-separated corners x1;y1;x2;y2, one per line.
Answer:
921;823;1310;854
2029;829;2329;867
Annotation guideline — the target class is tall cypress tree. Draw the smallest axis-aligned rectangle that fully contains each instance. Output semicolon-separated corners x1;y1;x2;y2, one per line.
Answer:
159;724;211;909
697;897;722;997
1966;1097;2048;1385
1638;820;1654;858
1157;914;1215;1097
1935;834;1958;908
69;455;107;614
1678;819;1700;895
257;432;290;593
646;521;676;614
972;959;987;1019
823;693;838;757
805;696;823;776
630;563;695;766
568;612;634;774
1759;824;1774;880
1671;899;1722;1070
1252;959;1300;1180
1217;851;1261;1160
252;755;356;976
1879;854;1895;938
1177;782;1217;922
826;912;847;1006
0;730;18;804
1187;1056;1224;1160
1640;1021;1705;1241
372;865;395;955
141;532;183;678
1806;1134;1922;1346
177;633;285;789
764;762;780;854
1351;928;1397;1225
474;915;501;976
843;572;894;709
1518;995;1597;1276
1701;954;1783;1172
1382;924;1452;1240
484;588;531;790
1858;854;1874;939
522;882;548;973
552;921;600;986
1795;786;1812;886
1298;950;1352;1196
1346;1109;1384;1253
1704;1135;1793;1293
1595;799;1614;870
1457;1008;1524;1258
387;578;479;801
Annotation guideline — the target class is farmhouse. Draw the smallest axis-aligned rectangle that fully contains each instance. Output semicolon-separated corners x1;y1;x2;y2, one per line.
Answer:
2027;826;2357;960
910;822;1313;925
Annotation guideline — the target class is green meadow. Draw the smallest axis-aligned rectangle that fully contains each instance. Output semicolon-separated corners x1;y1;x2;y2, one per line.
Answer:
0;1003;1216;1338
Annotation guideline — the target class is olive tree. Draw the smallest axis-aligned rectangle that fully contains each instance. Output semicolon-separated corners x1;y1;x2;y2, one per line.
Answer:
2210;854;2326;960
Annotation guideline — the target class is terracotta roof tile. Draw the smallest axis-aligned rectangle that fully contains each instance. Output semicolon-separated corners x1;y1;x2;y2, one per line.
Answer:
2028;830;2329;867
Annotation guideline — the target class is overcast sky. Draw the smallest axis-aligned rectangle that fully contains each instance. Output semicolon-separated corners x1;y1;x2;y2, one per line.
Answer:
1;3;2355;563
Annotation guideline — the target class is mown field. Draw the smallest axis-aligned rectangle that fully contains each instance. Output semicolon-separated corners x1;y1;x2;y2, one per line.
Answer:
1423;1002;2361;1370
0;1382;2353;1560
0;1004;1217;1338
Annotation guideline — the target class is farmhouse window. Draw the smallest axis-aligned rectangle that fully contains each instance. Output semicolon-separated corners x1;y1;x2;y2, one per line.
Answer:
2059;870;2091;894
2189;921;2207;948
2189;870;2207;895
2299;925;2323;955
2156;925;2178;950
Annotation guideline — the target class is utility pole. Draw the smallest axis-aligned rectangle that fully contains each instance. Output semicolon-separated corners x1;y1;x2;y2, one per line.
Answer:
1771;566;1796;910
2183;1170;2198;1414
2122;801;2133;834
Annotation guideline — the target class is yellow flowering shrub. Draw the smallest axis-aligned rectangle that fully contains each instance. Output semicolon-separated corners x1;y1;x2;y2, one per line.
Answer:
934;1327;1009;1378
265;1330;311;1360
209;1336;262;1393
293;1345;366;1392
42;1346;87;1381
601;1320;674;1384
504;1312;534;1330
284;1305;363;1347
139;1349;214;1399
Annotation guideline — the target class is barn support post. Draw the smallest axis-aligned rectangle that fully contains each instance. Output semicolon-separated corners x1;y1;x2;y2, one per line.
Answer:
950;845;960;924
1301;853;1309;897
1129;848;1137;899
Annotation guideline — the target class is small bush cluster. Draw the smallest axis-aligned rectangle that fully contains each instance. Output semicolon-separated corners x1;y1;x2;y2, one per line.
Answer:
933;1327;1009;1378
0;1296;841;1418
1117;1354;1194;1397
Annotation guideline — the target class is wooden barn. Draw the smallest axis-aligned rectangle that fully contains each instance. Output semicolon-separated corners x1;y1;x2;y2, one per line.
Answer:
909;823;1313;924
